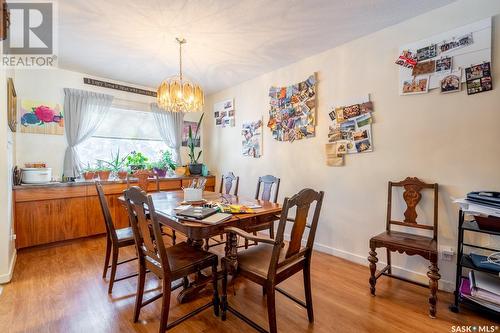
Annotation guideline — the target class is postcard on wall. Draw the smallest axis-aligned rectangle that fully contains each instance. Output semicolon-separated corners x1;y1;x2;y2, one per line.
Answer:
412;60;436;76
401;76;429;95
20;100;64;135
242;119;262;158
438;33;473;54
325;143;344;167
440;69;462;94
465;62;492;95
416;44;437;62
214;98;235;127
395;50;417;69
435;57;452;74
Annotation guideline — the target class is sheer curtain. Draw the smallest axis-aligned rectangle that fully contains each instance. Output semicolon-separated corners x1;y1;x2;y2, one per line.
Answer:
151;103;184;165
63;88;114;177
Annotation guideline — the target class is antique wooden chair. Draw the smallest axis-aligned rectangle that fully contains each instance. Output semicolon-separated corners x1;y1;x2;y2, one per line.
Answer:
95;182;138;294
368;177;440;318
127;170;176;245
219;171;239;195
241;175;281;249
221;188;324;333
124;186;220;333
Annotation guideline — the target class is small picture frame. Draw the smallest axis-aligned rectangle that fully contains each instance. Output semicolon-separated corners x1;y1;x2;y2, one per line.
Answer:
7;78;17;132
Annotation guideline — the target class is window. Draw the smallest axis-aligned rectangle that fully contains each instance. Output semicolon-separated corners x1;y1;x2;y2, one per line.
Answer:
78;106;169;167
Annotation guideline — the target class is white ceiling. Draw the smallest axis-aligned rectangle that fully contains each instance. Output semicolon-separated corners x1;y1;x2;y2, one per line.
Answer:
58;0;455;94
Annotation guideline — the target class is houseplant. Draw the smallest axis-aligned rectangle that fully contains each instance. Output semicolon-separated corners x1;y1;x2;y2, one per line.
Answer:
97;149;129;180
95;161;112;181
152;150;176;178
81;163;97;181
126;151;148;172
187;113;204;175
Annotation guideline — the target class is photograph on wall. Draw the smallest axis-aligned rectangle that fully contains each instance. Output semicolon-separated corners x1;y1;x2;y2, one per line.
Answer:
440;69;462;94
438;33;473;54
325;143;344;167
435;57;452;73
416;44;437;61
214;98;235;127
241;119;262;158
267;74;316;142
401;76;429;95
20;100;64;135
395;50;417;68
412;60;436;76
181;121;200;147
465;62;492;95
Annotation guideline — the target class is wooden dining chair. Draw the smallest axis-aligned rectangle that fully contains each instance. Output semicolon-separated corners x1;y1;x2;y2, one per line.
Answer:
127;170;176;245
368;177;440;318
124;186;220;333
219;171;239;195
96;182;138;294
221;188;324;333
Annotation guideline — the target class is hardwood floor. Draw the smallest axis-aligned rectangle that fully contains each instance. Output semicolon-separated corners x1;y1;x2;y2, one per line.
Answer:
0;236;496;333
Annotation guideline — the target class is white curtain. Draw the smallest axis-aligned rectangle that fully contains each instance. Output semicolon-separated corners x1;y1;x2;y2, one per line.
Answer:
151;103;184;165
63;88;114;177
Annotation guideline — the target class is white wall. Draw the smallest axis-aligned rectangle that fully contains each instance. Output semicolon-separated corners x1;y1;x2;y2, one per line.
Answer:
13;68;201;178
204;0;500;290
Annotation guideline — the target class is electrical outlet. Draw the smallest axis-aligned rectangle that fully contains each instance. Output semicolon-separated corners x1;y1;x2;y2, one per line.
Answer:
439;246;455;261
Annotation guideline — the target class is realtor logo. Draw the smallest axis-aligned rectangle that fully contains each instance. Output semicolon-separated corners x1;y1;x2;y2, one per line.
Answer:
2;1;57;67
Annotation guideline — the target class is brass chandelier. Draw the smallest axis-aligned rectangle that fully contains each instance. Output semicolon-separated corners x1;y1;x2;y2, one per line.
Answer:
157;38;204;112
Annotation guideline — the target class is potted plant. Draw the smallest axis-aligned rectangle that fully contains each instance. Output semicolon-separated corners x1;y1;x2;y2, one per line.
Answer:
152;150;177;178
95;161;112;181
126;151;148;172
81;163;97;181
97;149;129;180
187;113;204;175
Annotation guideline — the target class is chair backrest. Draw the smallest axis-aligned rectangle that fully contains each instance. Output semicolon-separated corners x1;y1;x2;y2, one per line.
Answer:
95;182;118;243
127;170;160;192
124;186;169;278
219;172;239;195
255;175;280;203
386;177;438;240
269;188;324;277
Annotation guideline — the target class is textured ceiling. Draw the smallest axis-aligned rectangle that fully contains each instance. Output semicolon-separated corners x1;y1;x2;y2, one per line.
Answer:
58;0;455;94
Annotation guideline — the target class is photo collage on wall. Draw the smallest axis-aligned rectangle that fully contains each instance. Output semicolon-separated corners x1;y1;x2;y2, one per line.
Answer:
465;62;492;95
396;30;493;96
214;98;235;127
267;75;316;142
241;119;263;158
325;97;374;166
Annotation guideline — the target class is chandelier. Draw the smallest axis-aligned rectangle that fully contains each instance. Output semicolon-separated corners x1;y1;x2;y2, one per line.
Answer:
157;38;204;112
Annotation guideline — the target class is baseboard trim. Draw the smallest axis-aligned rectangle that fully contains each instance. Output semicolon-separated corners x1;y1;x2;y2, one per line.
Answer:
0;250;17;284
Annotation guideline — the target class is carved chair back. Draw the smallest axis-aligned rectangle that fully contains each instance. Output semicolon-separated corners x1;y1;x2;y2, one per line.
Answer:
127;170;160;192
269;188;324;278
386;177;438;240
219;171;239;195
95;182;118;243
255;175;280;203
124;186;169;277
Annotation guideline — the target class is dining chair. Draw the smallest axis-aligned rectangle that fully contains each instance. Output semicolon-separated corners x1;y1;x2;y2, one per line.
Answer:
221;188;324;333
241;175;281;249
127;170;176;245
368;177;440;318
219;171;239;195
96;182;138;294
124;186;220;333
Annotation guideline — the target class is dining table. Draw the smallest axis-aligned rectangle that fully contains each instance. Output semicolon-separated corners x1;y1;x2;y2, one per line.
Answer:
118;190;282;302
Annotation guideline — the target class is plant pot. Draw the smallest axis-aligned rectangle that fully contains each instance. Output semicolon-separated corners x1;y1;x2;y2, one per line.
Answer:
188;163;203;175
98;170;111;181
153;167;167;178
117;170;128;180
82;171;95;181
129;164;145;172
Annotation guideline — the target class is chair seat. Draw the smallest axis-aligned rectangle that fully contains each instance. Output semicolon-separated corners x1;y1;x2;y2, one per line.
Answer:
115;227;135;246
237;242;298;279
370;230;437;260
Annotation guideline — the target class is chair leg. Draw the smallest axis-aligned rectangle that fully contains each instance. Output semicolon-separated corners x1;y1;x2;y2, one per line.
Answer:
108;248;119;294
133;262;146;322
244;238;249;249
221;260;228;321
266;285;277;333
304;261;314;323
102;236;112;278
368;246;378;296
204;238;209;251
427;261;441;319
212;261;220;317
159;278;172;333
269;223;275;239
386;249;392;275
172;230;176;245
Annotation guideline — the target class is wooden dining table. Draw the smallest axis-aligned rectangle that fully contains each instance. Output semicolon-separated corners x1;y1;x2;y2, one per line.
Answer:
118;190;282;302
